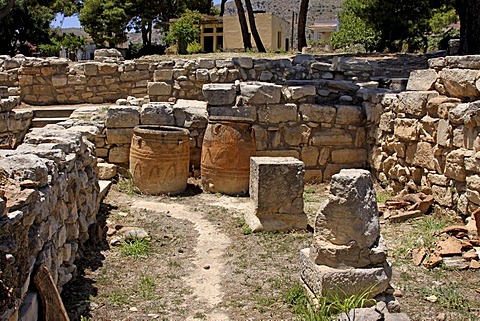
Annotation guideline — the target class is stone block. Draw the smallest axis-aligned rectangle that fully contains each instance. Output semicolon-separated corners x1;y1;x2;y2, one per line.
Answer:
202;83;236;106
172;99;208;128
239;82;282;104
394;118;418;141
331;148;367;164
97;163;117;180
437;119;452;147
449;101;480;127
305;170;322;183
397;91;439;117
412;142;436;171
311;128;353;146
284;124;310;146
106;106;139;128
108;146;129;163
299;104;336;123
140;102;175;125
153;69;174;81
379;111;395;132
147;81;172;96
300;248;391;300
257;104;298;123
301;146;319;167
282;86;316;101
406;69;438;91
444;149;466;182
106;128;133;144
233;57;253;69
432;185;453;207
439;68;480;98
427;96;461;119
245;157;307;232
335;105;364;125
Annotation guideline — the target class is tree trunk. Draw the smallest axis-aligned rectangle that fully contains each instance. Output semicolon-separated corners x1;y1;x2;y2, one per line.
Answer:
244;0;266;52
0;0;15;21
297;0;309;51
233;0;252;51
455;0;480;54
220;0;227;16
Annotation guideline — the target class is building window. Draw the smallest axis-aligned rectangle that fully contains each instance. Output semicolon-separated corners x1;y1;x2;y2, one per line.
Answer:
278;31;282;49
216;27;223;33
204;27;214;33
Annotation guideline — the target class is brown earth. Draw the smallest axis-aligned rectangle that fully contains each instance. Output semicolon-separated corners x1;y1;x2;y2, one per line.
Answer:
62;180;480;321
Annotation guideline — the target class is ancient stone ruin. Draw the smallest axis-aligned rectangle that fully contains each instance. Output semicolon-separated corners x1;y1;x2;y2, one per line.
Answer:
0;49;479;319
300;169;391;299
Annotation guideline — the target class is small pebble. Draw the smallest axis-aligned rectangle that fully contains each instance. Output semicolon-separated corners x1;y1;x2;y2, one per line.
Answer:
129;307;138;312
203;265;210;270
178;248;184;253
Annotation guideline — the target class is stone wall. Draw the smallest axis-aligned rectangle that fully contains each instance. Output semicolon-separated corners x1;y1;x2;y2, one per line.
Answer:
0;125;100;320
369;55;480;216
0;89;32;149
0;54;425;106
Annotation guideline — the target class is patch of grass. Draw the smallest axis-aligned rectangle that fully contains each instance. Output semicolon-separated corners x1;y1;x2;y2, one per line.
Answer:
237;217;252;235
120;237;152;259
420;284;471;312
303;186;317;203
193;312;206;319
137;275;156;299
284;283;375;321
107;291;130;306
117;176;140;196
376;190;391;203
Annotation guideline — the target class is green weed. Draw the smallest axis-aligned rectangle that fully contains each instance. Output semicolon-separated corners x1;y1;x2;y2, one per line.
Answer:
376;191;391;203
420;284;471;312
107;291;130;306
137;275;156;299
120;237;152;258
117;176;140;196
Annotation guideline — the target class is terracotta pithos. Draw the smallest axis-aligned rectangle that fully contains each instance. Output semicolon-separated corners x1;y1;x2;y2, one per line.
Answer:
201;116;256;195
130;125;190;195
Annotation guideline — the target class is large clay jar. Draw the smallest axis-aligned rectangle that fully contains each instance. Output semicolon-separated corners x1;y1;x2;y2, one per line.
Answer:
201;116;255;196
130;125;190;195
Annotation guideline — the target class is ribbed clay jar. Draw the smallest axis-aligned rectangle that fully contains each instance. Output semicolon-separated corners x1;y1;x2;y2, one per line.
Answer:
201;116;255;196
129;125;190;195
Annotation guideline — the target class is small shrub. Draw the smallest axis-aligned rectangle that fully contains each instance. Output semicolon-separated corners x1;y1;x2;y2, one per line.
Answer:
187;41;202;54
117;176;140;196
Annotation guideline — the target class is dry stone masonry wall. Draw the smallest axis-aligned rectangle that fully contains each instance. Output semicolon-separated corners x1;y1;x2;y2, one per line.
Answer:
369;55;480;216
0;89;32;149
0;125;100;321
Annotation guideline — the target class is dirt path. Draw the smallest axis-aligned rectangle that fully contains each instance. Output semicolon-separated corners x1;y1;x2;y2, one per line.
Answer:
132;200;231;321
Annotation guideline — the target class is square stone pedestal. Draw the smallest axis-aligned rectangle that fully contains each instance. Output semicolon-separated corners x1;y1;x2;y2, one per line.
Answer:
300;248;391;300
244;157;307;232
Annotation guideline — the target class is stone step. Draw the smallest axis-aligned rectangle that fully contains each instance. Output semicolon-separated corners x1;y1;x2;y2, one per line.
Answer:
31;117;70;128
33;107;78;118
99;180;112;200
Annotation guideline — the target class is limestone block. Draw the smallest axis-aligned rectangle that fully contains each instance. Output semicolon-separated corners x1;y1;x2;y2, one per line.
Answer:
97;63;118;75
311;128;353;146
412;142;436;171
255;150;300;158
245;156;307;232
397;91;439;117
172;99;208;128
0;154;49;187
282;86;316;101
465;153;480;172
444;149;466;182
140;102;175;125
301;146;319;166
232;57;253;69
311;169;382;266
453;126;465;148
432;185;453;207
153;69;174;81
335;105;364;125
449;101;480;128
419;115;438;142
318;147;330;166
299;104;336;123
331;148;368;166
406;69;438;91
445;55;480;69
239;82;282;104
467;189;480;205
427;96;461;118
379;112;395;133
108;146;129;163
196;69;209;82
437;119;452;147
300;248;391;300
257;104;298;123
97;163;117;180
394;118;418;141
106;128;133;144
52;75;67;87
202;83;236;106
106;106;139;128
439;68;480;98
147;81;172;96
196;58;215;69
284;124;310;146
427;173;449;186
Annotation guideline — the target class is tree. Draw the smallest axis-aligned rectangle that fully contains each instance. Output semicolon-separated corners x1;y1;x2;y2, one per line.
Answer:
164;9;203;54
233;0;252;51
454;0;480;54
297;0;309;51
244;0;266;52
79;0;130;47
219;0;227;16
0;0;15;20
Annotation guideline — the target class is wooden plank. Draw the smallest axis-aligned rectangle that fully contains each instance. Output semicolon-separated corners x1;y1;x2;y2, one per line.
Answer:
33;264;70;321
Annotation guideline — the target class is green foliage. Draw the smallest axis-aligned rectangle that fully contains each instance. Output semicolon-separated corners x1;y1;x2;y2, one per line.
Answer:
117;176;140;196
39;43;61;57
285;283;375;320
164;10;204;53
80;0;130;47
430;5;458;34
375;191;391;204
186;41;202;54
120;237;152;258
